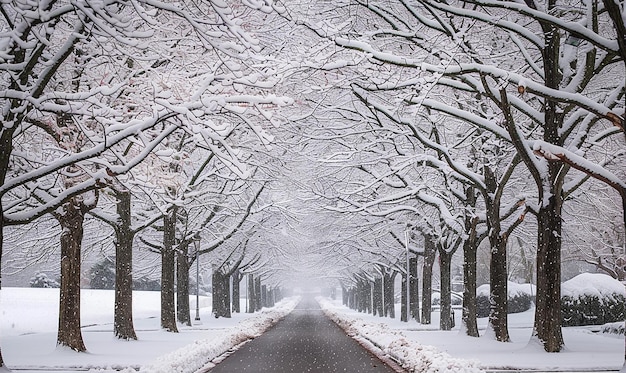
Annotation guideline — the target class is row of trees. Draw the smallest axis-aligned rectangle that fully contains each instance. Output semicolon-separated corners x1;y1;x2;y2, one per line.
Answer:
0;0;294;368
276;0;625;355
0;0;624;368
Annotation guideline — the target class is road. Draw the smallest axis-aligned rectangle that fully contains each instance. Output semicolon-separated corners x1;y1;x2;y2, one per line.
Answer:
206;296;401;372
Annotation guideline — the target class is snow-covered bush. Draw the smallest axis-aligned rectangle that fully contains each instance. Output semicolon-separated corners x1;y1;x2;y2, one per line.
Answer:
561;273;625;327
476;282;535;317
29;272;60;288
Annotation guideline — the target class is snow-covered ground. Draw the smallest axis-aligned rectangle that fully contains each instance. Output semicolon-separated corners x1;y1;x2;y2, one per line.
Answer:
318;297;624;373
2;287;623;373
0;288;298;373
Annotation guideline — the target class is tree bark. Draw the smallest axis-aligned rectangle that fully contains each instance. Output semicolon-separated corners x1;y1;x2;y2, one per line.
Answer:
401;272;408;322
113;189;137;340
247;274;256;313
261;284;268;309
374;277;383;317
409;255;420;322
57;198;88;351
485;166;510;342
383;270;396;318
232;270;242;313
176;241;191;326
212;269;231;318
533;193;564;352
422;237;436;324
462;217;480;337
254;277;262;311
161;206;178;332
439;247;453;331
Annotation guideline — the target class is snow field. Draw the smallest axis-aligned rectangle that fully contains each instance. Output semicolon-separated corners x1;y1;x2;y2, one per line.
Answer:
0;288;298;373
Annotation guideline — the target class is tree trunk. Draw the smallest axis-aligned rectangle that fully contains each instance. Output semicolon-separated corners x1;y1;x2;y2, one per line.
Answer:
462;218;480;337
383;270;396;318
176;242;191;326
232;270;242;313
254;277;262;311
374;277;383;317
533;194;564;352
422;237;436;324
212;270;231;318
0;126;14;367
532;5;565;352
113;189;137;340
161;206;178;332
57;198;87;351
247;274;256;313
401;272;408;322
409;255;420;322
439;248;453;331
261;284;268;309
489;231;510;341
485;166;510;342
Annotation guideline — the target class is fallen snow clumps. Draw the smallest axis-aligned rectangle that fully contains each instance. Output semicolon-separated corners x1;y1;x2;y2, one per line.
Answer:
317;297;484;373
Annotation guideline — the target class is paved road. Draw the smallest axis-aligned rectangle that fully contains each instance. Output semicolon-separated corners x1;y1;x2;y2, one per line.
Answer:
207;296;400;372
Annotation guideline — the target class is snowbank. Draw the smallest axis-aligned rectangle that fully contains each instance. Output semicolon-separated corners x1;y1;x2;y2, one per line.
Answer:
561;272;625;299
317;297;484;373
476;281;536;297
139;297;299;373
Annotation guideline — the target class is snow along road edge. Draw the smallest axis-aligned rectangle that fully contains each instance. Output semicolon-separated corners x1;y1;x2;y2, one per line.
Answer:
317;297;485;373
138;297;300;373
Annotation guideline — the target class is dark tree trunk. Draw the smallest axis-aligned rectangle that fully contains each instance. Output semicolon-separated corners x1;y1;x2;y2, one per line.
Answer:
533;194;564;352
401;272;408;322
439;248;453;331
254;277;262;311
348;288;356;309
422;237;436;324
383;270;396;318
409;255;419;322
462;217;480;337
232;270;242;313
161;206;178;332
341;284;349;306
176;242;191;326
247;274;256;313
57;198;88;351
261;284;268;308
212;270;231;318
113;189;137;340
485;166;510;342
533;5;565;352
489;232;510;341
374;277;383;317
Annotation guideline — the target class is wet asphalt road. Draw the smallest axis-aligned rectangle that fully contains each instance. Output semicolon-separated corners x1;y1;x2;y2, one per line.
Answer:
207;296;399;373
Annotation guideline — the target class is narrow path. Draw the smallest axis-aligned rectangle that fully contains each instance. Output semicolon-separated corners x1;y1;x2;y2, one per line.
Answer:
207;296;401;372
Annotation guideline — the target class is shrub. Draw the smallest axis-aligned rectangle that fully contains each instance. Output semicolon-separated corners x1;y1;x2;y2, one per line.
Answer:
561;273;625;327
89;258;115;289
29;272;60;288
133;276;161;291
475;282;535;318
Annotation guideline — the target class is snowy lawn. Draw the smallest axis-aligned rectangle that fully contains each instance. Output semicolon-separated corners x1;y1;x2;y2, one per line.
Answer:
1;288;298;373
319;297;624;373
